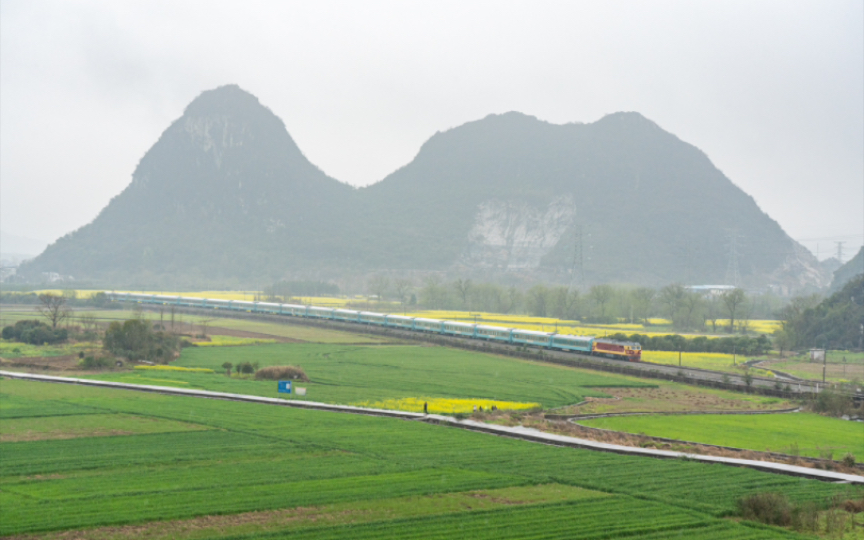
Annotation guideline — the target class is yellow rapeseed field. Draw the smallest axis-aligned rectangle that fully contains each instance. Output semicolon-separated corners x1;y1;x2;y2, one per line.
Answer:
111;291;353;307
30;289;103;298
352;397;541;414
714;319;781;334
403;310;780;338
641;351;772;377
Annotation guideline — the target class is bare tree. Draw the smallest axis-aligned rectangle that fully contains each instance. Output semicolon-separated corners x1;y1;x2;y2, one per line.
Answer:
199;318;215;338
550;287;580;320
37;293;69;329
631;287;655;324
721;288;747;333
505;286;521;314
169;306;178;334
658;284;686;320
736;298;755;334
704;297;721;333
680;291;704;330
367;275;390;302
393;279;412;311
78;313;99;335
420;275;447;309
588;284;614;318
527;285;549;316
453;279;473;309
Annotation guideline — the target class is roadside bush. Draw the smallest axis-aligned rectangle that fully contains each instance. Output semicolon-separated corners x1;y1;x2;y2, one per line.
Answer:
737;492;792;526
255;365;310;382
812;387;853;417
842;453;856;467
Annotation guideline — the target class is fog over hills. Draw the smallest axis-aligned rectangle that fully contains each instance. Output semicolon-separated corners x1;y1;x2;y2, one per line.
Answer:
20;85;829;290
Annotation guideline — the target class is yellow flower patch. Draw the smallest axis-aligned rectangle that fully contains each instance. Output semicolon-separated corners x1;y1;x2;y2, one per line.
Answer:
196;336;277;347
352;397;540;414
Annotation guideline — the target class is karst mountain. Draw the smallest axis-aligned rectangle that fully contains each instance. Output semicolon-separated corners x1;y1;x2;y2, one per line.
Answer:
21;85;828;290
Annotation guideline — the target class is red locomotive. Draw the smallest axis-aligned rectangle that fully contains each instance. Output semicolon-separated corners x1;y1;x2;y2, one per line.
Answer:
592;338;642;362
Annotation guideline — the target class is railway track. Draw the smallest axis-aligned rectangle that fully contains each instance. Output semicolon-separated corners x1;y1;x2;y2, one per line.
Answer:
129;303;852;399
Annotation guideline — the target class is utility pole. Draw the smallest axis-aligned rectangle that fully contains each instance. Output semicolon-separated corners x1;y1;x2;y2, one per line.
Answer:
822;344;827;384
835;242;845;263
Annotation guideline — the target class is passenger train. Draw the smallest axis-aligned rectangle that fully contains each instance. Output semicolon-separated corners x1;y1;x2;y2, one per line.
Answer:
107;293;642;362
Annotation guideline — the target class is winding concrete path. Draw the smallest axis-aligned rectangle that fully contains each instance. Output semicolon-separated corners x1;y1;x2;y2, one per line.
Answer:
2;370;862;485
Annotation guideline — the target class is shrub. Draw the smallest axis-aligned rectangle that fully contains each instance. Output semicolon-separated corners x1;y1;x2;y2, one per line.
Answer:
737;492;792;526
235;361;256;374
790;501;819;532
842;453;856;467
2;320;68;344
255;365;309;382
103;319;180;363
812;387;853;417
79;356;112;369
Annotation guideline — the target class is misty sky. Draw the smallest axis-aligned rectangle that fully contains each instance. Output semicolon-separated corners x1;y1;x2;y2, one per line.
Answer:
1;0;862;260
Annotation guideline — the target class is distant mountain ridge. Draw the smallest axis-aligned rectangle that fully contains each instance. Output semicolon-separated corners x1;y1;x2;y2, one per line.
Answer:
21;85;829;291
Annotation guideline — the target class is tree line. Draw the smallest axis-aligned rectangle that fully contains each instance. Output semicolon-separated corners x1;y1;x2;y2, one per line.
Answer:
362;275;785;333
607;332;772;356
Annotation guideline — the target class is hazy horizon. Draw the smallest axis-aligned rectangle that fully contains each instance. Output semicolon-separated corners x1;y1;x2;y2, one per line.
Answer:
2;1;862;261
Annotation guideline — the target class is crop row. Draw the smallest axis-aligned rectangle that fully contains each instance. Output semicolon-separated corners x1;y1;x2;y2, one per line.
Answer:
2;469;516;535
0;395;102;419
2;379;859;537
264;499;790;540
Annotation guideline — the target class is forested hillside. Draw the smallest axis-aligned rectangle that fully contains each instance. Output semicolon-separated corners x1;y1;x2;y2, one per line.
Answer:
779;274;864;349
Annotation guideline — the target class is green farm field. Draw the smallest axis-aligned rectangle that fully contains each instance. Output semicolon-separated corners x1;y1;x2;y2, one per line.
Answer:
760;351;864;383
0;339;100;359
580;413;864;459
85;343;655;409
1;378;858;539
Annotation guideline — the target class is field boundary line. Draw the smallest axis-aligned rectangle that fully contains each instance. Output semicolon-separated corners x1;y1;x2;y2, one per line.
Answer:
567;418;864;472
548;407;800;420
2;370;862;485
